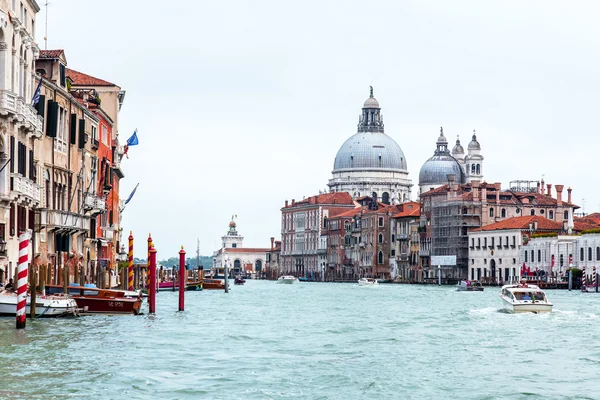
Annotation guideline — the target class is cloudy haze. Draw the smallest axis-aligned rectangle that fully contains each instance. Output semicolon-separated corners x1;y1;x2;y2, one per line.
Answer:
39;0;600;258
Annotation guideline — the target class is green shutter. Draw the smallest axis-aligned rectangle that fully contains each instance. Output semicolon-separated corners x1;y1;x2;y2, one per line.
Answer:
69;114;77;145
36;94;46;115
78;119;86;149
46;101;58;138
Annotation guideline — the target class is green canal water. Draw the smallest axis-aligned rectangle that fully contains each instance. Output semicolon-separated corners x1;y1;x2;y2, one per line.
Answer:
1;281;599;399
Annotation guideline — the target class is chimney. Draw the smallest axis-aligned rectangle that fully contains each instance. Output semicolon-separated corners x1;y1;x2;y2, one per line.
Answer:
541;179;545;194
447;174;457;193
270;237;275;250
555;184;564;205
536;181;540;193
533;220;538;230
567;187;572;204
546;184;552;196
285;200;288;207
291;199;295;206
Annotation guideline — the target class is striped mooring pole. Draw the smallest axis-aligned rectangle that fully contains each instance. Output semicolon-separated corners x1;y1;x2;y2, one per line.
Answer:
149;245;157;314
593;266;597;290
16;232;31;329
582;266;587;288
128;231;134;291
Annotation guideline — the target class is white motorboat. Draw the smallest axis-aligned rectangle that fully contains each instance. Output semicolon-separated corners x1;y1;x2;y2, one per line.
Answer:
276;275;299;284
456;280;484;292
0;290;79;317
500;283;553;313
358;278;379;286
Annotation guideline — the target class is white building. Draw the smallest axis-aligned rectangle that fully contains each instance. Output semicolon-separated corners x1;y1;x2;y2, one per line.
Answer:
212;218;268;276
468;215;563;283
328;87;412;204
0;1;43;284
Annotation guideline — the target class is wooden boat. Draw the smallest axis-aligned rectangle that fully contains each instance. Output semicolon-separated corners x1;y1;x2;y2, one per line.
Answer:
234;277;246;285
202;279;227;290
158;281;204;291
45;285;143;315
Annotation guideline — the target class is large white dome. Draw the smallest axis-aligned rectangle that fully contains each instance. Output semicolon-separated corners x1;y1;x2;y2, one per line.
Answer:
333;131;408;172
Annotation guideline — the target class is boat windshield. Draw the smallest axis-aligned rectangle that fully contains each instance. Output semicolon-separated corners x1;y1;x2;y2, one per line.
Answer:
512;291;546;301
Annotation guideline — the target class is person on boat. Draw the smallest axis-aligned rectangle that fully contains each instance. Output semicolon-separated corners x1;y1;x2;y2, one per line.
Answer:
522;292;532;300
4;278;14;290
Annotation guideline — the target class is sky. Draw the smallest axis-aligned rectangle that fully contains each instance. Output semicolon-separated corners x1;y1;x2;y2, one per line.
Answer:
37;0;600;259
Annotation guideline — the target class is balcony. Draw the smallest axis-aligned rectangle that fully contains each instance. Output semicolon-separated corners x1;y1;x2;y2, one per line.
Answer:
10;173;41;204
397;233;409;240
0;90;43;136
419;249;430;256
46;210;90;232
101;227;114;240
91;138;99;149
113;160;125;179
83;194;106;215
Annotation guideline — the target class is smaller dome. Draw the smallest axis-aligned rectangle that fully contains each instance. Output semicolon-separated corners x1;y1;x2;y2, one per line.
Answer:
468;130;480;150
452;136;464;155
229;220;236;228
363;97;380;109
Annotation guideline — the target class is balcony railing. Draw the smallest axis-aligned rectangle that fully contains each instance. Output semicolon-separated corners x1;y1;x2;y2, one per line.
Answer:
101;227;114;240
10;173;41;203
83;194;106;214
0;90;43;135
46;210;90;231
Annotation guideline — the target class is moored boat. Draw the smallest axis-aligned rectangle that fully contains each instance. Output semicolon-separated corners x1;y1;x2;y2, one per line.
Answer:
234;277;246;285
277;275;299;284
0;289;79;317
500;282;553;313
45;285;143;315
456;280;484;292
358;278;379;286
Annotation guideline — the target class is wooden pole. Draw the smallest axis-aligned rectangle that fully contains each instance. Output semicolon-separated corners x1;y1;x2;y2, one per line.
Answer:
29;265;36;319
62;256;68;296
179;246;186;311
40;264;46;297
149;246;157;314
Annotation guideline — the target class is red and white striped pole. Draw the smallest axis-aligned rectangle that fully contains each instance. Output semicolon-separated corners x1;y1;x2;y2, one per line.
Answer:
593;266;597;290
16;231;31;329
582;266;587;289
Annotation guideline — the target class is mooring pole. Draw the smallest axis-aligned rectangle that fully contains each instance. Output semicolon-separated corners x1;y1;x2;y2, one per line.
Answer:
16;232;30;329
149;246;157;314
438;265;441;286
128;232;134;291
568;265;573;291
179;246;186;311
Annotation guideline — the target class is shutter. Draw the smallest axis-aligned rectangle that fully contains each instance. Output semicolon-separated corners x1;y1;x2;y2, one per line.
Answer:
69;114;77;145
9;136;14;173
46;101;58;137
36;94;46;115
78;119;85;149
29;149;34;181
9;203;14;236
60;64;66;87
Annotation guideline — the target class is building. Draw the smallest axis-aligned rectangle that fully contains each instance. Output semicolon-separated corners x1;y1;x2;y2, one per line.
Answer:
468;215;563;283
0;1;43;284
265;237;281;279
419;128;467;195
391;201;420;281
280;192;356;277
212;218;269;276
328;88;412;204
420;179;578;282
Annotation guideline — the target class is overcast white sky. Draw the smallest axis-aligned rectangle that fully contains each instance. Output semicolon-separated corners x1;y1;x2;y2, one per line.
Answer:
38;0;600;258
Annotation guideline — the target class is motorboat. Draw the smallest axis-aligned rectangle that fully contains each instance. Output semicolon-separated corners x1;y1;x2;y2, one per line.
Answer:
45;285;143;315
277;276;299;284
500;283;553;313
0;289;79;317
456;280;484;292
358;278;379;286
234;277;246;285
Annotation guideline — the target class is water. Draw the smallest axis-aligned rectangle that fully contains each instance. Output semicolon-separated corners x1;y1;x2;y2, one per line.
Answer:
1;281;599;399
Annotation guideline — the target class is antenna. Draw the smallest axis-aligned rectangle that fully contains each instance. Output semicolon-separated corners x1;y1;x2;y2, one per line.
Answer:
44;1;50;50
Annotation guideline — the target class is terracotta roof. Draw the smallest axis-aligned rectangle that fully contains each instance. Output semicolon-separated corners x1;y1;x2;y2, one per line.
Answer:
328;207;362;219
66;68;115;86
475;216;563;232
38;49;65;59
573;221;599;232
285;192;354;208
392;202;421;218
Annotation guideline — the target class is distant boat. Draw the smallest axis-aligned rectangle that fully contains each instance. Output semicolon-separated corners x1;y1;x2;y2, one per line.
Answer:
358;278;379;286
456;280;484;292
234;277;246;285
277;276;299;284
0;289;79;317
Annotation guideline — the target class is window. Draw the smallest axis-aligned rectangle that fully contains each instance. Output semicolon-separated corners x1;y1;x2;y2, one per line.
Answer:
471;238;474;248
525;251;528;262
530;209;535;216
471;259;474;264
54;107;67;153
378;233;383;244
391;249;396;257
476;164;481;175
484;238;487;247
382;192;390;204
564;211;569;220
491;237;495;248
512;258;516;264
588;247;593;261
484;259;487;264
378;251;383;264
477;238;481;248
540;209;545;214
489;207;494;217
538;250;541;262
560;254;564;266
531;250;534;262
498;237;502;248
391;234;395;242
378;217;384;227
580;248;584;261
101;124;109;145
501;208;506;218
597;247;600;261
549;210;554;219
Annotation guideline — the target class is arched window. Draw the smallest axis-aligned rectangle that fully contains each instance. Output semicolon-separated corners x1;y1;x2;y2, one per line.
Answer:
530;209;535;216
372;192;378;200
471;164;476;174
378;233;383;244
255;259;262;271
549;210;554;219
234;259;241;270
501;208;506;218
382;192;390;204
564;211;569;220
580;248;584;261
378;251;384;264
588;247;593;261
489;208;494;217
476;164;481;175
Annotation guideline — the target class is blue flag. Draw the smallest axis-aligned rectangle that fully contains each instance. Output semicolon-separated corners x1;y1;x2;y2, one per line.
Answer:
126;130;139;146
31;78;42;106
124;183;139;205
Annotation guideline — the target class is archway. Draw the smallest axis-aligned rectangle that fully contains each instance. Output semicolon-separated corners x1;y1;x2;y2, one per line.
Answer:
255;259;262;272
490;259;496;282
233;259;241;273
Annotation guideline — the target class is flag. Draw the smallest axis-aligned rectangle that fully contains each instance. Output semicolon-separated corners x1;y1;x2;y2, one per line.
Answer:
124;183;139;205
123;130;139;159
31;78;42;106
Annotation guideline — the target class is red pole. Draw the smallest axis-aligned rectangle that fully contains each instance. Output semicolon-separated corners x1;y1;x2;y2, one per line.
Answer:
149;246;157;314
16;232;30;329
147;234;153;292
128;231;134;291
179;246;186;311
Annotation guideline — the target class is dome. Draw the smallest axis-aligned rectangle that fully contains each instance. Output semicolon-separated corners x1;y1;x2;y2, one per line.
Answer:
363;97;380;109
452;136;464;155
419;156;465;186
333;131;408;171
468;131;480;150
